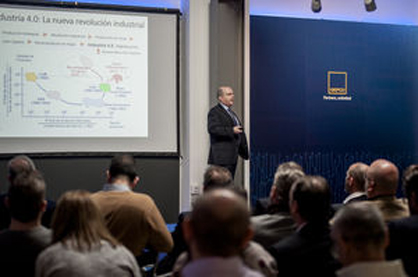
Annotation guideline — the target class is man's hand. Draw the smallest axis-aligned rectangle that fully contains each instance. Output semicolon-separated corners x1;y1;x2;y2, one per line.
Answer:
233;126;243;134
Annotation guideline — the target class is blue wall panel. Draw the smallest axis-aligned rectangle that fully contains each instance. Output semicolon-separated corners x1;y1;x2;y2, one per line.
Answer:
250;16;418;204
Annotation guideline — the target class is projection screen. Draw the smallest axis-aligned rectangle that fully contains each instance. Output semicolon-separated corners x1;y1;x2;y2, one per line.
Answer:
0;2;178;154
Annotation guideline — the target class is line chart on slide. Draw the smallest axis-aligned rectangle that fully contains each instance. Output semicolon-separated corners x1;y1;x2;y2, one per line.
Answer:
1;52;147;137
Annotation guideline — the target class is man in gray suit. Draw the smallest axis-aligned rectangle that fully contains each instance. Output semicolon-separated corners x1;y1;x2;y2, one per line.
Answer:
251;163;304;248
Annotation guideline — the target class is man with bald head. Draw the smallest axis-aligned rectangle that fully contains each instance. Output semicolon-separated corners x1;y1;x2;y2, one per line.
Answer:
367;159;409;222
343;162;368;204
207;86;249;178
182;189;262;277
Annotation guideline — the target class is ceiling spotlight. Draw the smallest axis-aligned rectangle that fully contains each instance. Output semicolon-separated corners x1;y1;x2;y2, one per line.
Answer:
311;0;322;13
365;0;377;12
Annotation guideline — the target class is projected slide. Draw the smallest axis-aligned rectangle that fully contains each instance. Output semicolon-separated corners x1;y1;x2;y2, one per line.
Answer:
0;6;148;137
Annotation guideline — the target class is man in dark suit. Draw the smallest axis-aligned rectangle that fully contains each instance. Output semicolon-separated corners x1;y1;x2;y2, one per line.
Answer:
386;164;418;276
269;176;340;277
207;86;249;178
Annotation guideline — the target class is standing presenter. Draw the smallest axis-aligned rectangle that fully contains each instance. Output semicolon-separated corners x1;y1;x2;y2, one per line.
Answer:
207;86;249;178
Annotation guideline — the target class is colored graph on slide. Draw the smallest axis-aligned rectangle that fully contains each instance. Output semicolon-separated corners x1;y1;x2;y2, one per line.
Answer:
0;6;148;137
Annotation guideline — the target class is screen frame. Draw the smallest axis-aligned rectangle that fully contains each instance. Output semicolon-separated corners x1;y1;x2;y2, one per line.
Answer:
0;0;181;157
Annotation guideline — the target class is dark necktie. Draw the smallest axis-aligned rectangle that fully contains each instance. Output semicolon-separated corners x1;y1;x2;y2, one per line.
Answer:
227;108;239;126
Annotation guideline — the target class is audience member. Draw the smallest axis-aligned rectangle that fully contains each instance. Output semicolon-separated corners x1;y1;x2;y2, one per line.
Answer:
36;190;140;277
0;155;55;230
0;171;51;276
158;166;277;276
181;189;263;277
269;175;339;277
386;164;418;276
253;161;303;215
366;159;409;222
202;165;234;192
157;165;233;274
251;164;304;248
343;162;368;204
90;155;173;258
332;202;407;277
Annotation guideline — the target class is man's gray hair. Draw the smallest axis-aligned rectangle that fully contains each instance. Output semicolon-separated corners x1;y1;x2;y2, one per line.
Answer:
332;202;386;248
7;155;36;183
272;163;305;208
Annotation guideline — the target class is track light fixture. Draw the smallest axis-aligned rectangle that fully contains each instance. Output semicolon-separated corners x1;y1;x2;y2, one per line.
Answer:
311;0;322;13
311;0;377;13
365;0;377;12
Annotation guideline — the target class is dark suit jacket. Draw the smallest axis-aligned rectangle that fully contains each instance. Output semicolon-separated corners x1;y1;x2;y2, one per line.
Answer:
387;215;418;276
269;222;340;277
156;211;190;275
207;104;249;166
252;197;271;216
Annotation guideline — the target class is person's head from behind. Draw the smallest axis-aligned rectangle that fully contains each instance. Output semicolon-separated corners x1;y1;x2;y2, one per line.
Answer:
52;190;118;251
107;154;139;189
7;155;36;184
276;161;303;172
7;170;46;224
289;175;331;225
403;164;418;214
366;159;399;199
331;202;388;267
203;165;233;192
344;162;368;194
270;162;305;211
183;188;252;258
217;86;234;108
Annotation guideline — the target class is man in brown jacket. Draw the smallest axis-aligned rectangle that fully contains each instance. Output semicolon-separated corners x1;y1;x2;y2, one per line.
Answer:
366;159;409;222
91;155;173;258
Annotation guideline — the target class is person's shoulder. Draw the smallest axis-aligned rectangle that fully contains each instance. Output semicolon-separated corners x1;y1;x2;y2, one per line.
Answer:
209;104;222;113
130;191;154;202
270;232;300;254
389;215;418;229
37;242;63;260
0;229;12;242
114;243;136;259
30;226;52;241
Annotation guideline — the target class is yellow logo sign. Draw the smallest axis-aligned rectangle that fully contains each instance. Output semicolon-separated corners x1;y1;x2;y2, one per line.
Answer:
327;71;347;95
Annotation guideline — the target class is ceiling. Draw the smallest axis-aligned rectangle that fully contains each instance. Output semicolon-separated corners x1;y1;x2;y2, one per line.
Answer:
51;0;418;25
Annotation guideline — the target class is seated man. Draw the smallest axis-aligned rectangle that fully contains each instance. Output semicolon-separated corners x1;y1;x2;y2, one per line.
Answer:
181;189;263;277
269;176;340;277
0;155;55;230
252;161;303;216
386;164;418;276
158;166;277;277
0;171;52;276
332;202;406;277
251;164;304;248
156;165;234;274
343;162;368;204
366;159;409;222
91;154;173;258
